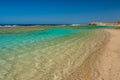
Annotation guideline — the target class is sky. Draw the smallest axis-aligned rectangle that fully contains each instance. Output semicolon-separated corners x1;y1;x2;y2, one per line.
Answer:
0;0;120;24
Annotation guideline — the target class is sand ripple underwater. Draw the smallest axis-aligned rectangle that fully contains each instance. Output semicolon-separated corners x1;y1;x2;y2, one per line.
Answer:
0;27;109;80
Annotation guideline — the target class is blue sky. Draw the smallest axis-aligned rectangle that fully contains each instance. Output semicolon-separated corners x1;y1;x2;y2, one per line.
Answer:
0;0;120;24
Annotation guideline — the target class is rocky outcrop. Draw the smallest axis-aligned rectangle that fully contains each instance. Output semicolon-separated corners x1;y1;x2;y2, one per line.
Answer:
89;22;120;26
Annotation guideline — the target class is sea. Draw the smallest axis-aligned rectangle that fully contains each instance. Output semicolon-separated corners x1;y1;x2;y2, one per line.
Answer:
0;25;112;80
0;24;82;27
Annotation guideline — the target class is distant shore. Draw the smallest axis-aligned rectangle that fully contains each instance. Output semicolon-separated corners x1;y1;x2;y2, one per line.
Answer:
89;22;120;26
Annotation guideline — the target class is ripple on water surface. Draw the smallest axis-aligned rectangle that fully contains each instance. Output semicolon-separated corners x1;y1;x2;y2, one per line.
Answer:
0;27;107;80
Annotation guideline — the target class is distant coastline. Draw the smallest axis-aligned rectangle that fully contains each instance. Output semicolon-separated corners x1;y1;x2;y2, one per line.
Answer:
89;21;120;26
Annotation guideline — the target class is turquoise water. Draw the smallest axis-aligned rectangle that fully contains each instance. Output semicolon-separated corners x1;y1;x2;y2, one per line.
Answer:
0;26;112;46
0;28;84;58
0;27;92;48
0;26;112;59
0;28;80;48
0;26;111;80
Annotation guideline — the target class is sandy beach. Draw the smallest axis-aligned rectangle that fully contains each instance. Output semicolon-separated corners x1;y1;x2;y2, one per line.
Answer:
66;29;120;80
97;29;120;80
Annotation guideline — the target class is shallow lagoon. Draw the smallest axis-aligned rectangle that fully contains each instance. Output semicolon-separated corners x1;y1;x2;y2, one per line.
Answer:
0;26;113;80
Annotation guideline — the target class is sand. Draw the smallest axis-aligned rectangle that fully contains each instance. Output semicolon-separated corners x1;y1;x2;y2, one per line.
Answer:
66;29;120;80
97;29;120;80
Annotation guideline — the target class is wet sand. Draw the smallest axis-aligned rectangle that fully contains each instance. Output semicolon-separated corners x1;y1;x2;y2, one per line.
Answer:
66;29;120;80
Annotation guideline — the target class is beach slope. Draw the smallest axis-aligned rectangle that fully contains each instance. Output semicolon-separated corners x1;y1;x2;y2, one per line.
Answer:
97;29;120;80
66;29;120;80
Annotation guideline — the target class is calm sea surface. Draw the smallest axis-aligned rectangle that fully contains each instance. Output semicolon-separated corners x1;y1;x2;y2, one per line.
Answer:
0;26;112;80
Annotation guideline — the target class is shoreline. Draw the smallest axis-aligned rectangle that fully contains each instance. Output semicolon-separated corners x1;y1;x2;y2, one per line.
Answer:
65;29;110;80
96;29;120;80
66;29;120;80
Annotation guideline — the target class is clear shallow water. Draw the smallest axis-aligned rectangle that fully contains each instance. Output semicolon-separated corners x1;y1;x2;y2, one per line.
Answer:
0;26;109;80
0;28;75;47
0;28;81;54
